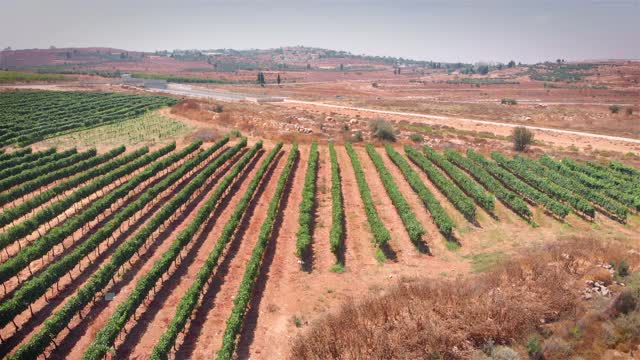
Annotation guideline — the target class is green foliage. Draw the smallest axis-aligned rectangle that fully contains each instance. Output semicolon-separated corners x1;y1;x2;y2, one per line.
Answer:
0;148;57;177
151;143;282;359
535;155;628;220
501;98;518;105
0;71;67;83
85;140;255;360
492;152;595;218
526;335;542;357
370;119;396;142
366;144;425;247
296;142;319;259
345;143;391;247
6;141;211;359
0;146;139;253
409;133;424;143
216;143;298;360
424;146;495;212
386;145;454;237
512;126;534;152
131;73;234;84
467;149;570;219
444;149;531;221
406;145;476;221
0;90;177;147
329;144;345;261
609;105;621;114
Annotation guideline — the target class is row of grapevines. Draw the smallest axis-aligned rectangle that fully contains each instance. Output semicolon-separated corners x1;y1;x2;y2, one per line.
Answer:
0;148;96;193
344;143;391;247
523;155;628;220
491;152;595;218
0;146;149;229
540;155;640;211
366;144;425;246
0;146;148;252
586;161;638;187
467;149;571;219
0;148;56;177
151;143;282;359
563;158;640;198
295;142;319;259
0;147;122;207
405;145;476;221
84;141;259;360
8;139;236;360
217;143;298;360
385;145;454;238
0;148;31;165
609;161;640;178
0;141;202;331
423;146;495;212
328;144;344;259
444;149;532;221
0;148;73;181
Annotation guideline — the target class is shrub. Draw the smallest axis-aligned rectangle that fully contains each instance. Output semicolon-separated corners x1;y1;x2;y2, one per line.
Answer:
501;98;518;105
609;105;620;114
512;126;534;152
613;289;639;315
350;131;364;142
626;107;634;116
409;133;424;143
617;260;630;278
370;119;396;142
526;335;542;357
213;104;224;113
491;346;521;360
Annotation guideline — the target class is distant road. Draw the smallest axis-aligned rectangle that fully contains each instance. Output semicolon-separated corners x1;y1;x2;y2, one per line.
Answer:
284;99;640;144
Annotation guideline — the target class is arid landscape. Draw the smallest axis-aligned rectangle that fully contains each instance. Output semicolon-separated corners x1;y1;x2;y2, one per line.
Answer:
1;2;640;358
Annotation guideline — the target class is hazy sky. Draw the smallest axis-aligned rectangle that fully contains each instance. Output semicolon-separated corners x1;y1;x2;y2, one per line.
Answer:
1;0;639;63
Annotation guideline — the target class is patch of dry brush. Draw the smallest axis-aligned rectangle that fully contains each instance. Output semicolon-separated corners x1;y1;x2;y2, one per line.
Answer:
289;237;638;359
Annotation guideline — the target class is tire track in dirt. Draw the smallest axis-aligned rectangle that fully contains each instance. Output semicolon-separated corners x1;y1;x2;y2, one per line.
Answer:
53;147;245;360
118;149;265;359
173;147;286;360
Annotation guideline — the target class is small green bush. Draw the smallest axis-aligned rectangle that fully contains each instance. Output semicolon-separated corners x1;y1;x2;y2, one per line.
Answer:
526;335;542;357
409;133;424;143
610;105;621;114
350;131;364;142
512;126;534;152
370;119;396;142
501;98;518;105
617;260;630;278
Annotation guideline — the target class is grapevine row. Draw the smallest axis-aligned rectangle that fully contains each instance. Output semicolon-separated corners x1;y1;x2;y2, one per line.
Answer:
0;141;202;331
491;152;595;218
0;148;57;178
0;147;122;207
295;142;319;259
0;148;32;165
216;143;298;360
467;149;571;219
0;146;148;252
385;145;454;238
523;155;628;220
0;148;96;193
344;143;391;247
0;146;148;229
150;143;282;360
366;144;425;246
423;146;495;212
444;149;532;221
84;140;257;360
8;138;237;360
405;145;476;221
328;144;344;260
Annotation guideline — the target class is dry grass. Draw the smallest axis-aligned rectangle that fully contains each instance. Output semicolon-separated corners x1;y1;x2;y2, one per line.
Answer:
289;236;639;359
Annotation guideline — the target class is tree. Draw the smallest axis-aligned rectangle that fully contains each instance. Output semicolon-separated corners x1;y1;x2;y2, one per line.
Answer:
257;71;265;86
513;126;534;152
507;60;516;68
277;73;281;85
477;65;489;75
306;63;311;70
340;63;344;71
